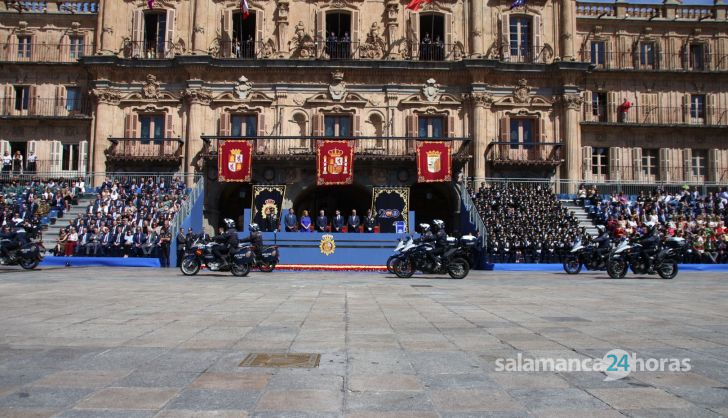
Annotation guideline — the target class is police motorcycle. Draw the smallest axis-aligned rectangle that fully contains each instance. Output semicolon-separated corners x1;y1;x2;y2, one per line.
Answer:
386;236;412;274
392;222;476;279
234;223;280;273
563;226;611;274
180;219;249;277
0;223;44;270
606;231;686;280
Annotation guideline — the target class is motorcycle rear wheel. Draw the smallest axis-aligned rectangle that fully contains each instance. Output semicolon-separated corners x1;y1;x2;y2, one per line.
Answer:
180;258;201;276
231;263;250;277
447;257;469;279
394;258;415;278
607;259;627;279
19;258;39;270
386;255;397;274
657;262;678;280
563;256;582;274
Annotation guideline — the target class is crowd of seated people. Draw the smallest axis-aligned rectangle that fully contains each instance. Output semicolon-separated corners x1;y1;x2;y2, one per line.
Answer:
469;182;588;263
0;177;85;230
578;185;728;263
50;176;189;267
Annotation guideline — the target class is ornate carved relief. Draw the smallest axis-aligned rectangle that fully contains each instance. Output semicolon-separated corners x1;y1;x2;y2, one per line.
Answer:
513;79;530;103
289;21;316;58
470;92;495;108
235;76;253;100
562;94;584;110
422;78;441;102
329;70;347;101
360;23;386;59
90;88;121;105
183;88;213;105
142;74;161;99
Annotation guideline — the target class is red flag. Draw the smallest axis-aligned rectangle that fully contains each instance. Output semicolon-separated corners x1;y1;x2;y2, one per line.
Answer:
406;0;433;11
417;141;451;183
241;0;250;19
316;140;354;186
218;140;253;182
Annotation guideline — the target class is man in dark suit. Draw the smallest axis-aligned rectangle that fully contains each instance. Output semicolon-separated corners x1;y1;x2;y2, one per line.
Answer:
332;210;345;233
111;226;124;257
364;209;377;233
176;227;186;267
77;227;89;255
316;210;328;232
133;227;146;257
100;226;113;256
264;208;277;232
284;208;298;232
85;227;101;256
348;209;360;233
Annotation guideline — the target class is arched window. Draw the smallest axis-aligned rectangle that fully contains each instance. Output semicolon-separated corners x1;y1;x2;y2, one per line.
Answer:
368;113;384;147
292;112;308;146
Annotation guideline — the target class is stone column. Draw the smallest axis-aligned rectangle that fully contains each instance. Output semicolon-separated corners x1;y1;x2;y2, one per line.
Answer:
385;0;400;58
275;0;290;54
563;93;583;187
183;88;212;185
470;0;484;56
560;0;576;60
471;93;494;182
191;0;209;54
99;0;117;54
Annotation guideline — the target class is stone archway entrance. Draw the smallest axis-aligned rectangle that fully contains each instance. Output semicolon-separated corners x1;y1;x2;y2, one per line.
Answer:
410;182;459;233
217;183;252;231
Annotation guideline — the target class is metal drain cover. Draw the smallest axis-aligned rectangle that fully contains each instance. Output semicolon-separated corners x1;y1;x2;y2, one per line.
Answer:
542;316;591;322
239;353;321;368
411;285;432;288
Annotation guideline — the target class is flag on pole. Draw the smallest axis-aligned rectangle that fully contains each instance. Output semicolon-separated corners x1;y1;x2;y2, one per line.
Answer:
147;0;154;9
510;0;526;9
406;0;433;12
241;0;250;19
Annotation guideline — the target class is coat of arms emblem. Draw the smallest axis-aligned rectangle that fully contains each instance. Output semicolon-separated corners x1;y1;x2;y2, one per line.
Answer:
426;150;442;173
322;148;348;175
319;234;335;256
228;149;244;172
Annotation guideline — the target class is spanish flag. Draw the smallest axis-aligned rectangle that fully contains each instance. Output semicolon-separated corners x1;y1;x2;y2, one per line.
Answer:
406;0;433;11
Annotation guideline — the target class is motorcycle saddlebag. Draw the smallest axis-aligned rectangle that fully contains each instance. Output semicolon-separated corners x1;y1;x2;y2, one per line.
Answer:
233;248;254;264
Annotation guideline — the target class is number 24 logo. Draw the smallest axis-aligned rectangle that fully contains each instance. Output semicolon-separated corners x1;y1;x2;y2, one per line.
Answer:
607;354;630;371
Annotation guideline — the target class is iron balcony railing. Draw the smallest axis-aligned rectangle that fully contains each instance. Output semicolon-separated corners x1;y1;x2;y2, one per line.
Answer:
215;40;265;59
582;104;728;126
106;138;184;160
582;50;728;72
1;1;98;13
485;142;563;165
495;44;553;64
200;136;472;159
0;42;95;63
576;1;724;20
408;41;463;62
121;40;177;59
0;97;91;118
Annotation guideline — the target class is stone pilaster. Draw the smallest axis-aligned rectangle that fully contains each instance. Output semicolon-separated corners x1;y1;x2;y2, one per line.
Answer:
276;0;290;54
470;0;484;56
561;0;576;60
183;87;213;184
562;93;583;185
471;93;494;182
89;88;121;185
191;0;209;54
99;0;116;54
385;0;400;58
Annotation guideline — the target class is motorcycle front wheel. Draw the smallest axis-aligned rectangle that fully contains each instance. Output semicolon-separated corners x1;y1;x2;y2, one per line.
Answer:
180;258;201;276
447;257;469;279
563;255;582;274
394;257;415;278
19;258;39;270
606;259;627;279
386;255;398;274
657;262;678;280
231;263;250;277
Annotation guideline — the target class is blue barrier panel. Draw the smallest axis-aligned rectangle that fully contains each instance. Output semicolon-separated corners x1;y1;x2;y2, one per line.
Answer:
41;256;161;268
490;264;728;272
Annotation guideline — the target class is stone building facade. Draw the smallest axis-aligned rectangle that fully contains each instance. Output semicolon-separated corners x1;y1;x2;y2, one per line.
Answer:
1;0;727;227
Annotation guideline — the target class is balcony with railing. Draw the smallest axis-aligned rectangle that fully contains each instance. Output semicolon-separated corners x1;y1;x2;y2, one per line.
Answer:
582;51;728;72
485;142;563;166
199;136;472;160
1;1;98;13
493;44;553;64
0;97;91;118
121;40;178;59
576;1;727;20
582;104;728;127
0;42;95;63
105;138;184;162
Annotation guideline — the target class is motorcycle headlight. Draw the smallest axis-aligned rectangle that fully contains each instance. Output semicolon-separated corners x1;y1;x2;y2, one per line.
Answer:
195;249;203;256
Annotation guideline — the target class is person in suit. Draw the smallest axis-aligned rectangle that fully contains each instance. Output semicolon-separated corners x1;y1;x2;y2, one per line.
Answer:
85;227;101;256
76;227;89;256
332;210;345;232
176;227;186;267
348;209;360;233
300;210;313;232
143;228;158;257
284;208;298;232
159;227;171;267
111;226;124;257
364;209;377;233
99;226;113;256
316;210;328;232
264;207;277;232
133;227;146;257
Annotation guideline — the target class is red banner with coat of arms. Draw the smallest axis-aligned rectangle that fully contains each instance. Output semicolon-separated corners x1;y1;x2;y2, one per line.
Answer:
417;141;451;183
218;140;253;182
316;140;354;186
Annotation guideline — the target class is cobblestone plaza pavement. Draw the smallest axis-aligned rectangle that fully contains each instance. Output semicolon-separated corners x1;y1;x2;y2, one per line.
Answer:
0;268;727;417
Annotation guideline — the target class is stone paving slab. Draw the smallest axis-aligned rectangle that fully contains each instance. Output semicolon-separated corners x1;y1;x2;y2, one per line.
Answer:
0;268;726;416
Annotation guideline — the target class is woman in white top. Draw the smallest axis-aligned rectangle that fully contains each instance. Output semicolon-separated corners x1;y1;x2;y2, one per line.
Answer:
1;151;11;173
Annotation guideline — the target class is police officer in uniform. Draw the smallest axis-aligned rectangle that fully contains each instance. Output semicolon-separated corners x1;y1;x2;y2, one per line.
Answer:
212;218;239;267
363;209;377;233
240;223;264;258
176;227;186;267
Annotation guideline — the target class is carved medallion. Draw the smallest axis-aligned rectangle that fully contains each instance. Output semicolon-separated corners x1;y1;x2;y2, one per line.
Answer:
235;76;253;100
422;78;441;102
329;70;347;101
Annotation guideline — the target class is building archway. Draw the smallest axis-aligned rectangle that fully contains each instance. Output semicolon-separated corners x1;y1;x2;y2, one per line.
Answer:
217;183;252;231
410;182;459;233
293;184;371;221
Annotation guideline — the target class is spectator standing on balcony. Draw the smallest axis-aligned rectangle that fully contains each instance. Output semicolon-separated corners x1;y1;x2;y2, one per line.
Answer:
26;151;36;174
316;209;328;232
234;38;241;57
12;151;22;175
618;98;632;123
341;32;351;57
327;32;337;58
245;35;254;58
2;151;12;174
433;35;444;60
421;33;431;60
284;208;297;232
300;210;312;232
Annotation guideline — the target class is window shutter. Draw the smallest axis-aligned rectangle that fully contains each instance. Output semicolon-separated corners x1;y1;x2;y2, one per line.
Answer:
406;114;417;153
0;141;9;157
499;115;510;141
255;11;264;58
79;140;88;172
312;113;323;136
50;141;62;172
27;140;36;154
132;10;144;57
55;85;67;116
583;91;592;120
682;94;690;124
166;9;176;57
223;9;232;57
682;148;692;182
124;114;139;138
165;114;174;138
353;114;362;137
604;38;612;68
533;14;542;62
631;148;642;181
501;14;510;60
351;10;359;57
444;13;453;59
704;42;711;68
409;12;419;58
654;40;662;69
218;113;231;136
1;85;10;114
581;146;592;180
316;11;325;57
257;112;266;137
705;94;715;125
609;147;621;181
658;148;670;182
447;115;456;138
7;35;17;60
28;85;37;114
681;43;689;70
60;34;70;62
708;148;719;182
607;92;618;122
632;41;640;68
539;117;547;142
